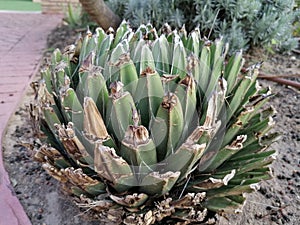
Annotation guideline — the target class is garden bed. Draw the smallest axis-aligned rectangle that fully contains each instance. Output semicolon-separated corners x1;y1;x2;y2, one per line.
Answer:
2;24;300;225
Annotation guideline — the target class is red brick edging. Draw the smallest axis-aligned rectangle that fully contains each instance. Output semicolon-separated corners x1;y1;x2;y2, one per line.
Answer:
0;12;62;225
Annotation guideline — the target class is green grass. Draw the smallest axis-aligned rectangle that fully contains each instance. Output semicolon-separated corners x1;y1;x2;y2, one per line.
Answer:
0;0;41;12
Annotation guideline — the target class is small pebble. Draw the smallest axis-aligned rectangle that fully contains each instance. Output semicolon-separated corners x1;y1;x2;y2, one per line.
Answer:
36;214;42;220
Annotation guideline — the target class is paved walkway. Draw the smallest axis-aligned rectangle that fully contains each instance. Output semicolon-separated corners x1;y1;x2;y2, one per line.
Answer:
0;12;62;225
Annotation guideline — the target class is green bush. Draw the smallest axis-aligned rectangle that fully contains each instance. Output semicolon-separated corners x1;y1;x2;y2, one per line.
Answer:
106;0;299;53
63;3;97;29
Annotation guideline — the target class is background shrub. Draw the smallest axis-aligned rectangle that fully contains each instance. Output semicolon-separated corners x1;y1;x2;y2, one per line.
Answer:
106;0;299;53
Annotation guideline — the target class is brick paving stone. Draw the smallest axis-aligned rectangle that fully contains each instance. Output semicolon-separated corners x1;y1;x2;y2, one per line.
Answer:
0;12;63;225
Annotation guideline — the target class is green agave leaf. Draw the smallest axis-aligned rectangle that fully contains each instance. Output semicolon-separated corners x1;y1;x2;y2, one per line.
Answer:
206;184;256;198
140;44;156;76
79;30;96;64
134;67;164;126
139;171;180;196
240;117;274;148
95;27;107;51
120;125;157;169
204;135;247;172
206;56;224;97
84;182;106;196
152;35;171;75
54;68;66;89
106;83;135;142
34;145;71;169
110;40;129;65
131;39;146;75
61;88;83;131
145;23;158;40
176;75;198;142
105;40;130;85
223;92;273;148
51;48;63;65
85;70;109;118
43;106;61;132
119;55;138;95
151;93;184;161
229;170;272;186
227;64;260;120
110;193;148;208
166;28;176;43
185;29;200;56
227;150;276;167
210;38;224;69
96;33;114;68
227;77;252;120
83;97;109;140
160;143;206;182
41;68;53;93
94;144;136;193
224;51;244;95
171;38;187;79
112;20;131;48
197;44;211;93
178;25;188;46
55;123;93;164
188;170;236;191
219;150;276;174
204;195;245;212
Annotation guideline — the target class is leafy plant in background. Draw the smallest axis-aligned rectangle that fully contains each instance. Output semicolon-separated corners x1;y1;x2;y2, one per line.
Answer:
106;0;299;53
29;22;278;224
63;3;97;29
293;0;300;37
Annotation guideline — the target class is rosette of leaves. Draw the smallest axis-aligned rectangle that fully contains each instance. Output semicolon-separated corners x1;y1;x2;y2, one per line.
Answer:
30;21;278;224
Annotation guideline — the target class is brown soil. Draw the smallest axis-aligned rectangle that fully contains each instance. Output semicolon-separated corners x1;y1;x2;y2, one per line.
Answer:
2;24;300;225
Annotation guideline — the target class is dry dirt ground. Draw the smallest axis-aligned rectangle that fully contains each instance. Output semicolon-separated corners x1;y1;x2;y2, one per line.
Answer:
2;25;300;225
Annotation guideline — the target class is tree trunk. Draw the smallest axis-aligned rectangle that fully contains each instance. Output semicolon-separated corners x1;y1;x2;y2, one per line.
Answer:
79;0;121;31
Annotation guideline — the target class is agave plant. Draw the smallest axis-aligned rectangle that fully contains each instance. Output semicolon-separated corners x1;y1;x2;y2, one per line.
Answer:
30;21;278;224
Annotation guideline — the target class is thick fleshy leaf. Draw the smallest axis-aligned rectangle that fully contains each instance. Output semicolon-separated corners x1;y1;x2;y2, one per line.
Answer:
176;75;198;142
55;122;93;163
79;30;96;64
120;125;157;169
119;56;138;95
42;106;61;132
110;193;148;208
61;88;83;131
139;171;180;196
204;195;245;212
85;70;109;117
106;82;135;142
94;144;136;192
170;38;187;79
204;135;247;171
134;67;164;126
112;20;131;48
151;93;184;161
160;143;206;181
83;97;108;140
197;44;211;93
96;33;114;67
152;35;171;75
224;51;244;95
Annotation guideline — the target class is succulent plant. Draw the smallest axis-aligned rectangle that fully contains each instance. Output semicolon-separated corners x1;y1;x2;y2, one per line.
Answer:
30;21;278;224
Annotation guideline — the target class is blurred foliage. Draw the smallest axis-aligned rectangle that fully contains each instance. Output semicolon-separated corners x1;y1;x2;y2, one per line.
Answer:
63;3;97;29
105;0;300;53
294;0;300;37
